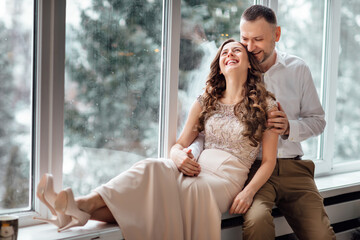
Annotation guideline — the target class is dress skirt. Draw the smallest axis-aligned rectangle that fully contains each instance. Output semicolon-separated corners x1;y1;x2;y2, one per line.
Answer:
94;149;250;240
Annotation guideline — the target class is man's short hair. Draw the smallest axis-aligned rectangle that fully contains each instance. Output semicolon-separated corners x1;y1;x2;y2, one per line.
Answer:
241;5;277;25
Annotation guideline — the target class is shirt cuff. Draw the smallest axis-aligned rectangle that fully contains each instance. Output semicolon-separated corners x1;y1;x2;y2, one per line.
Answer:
286;120;299;142
188;134;205;160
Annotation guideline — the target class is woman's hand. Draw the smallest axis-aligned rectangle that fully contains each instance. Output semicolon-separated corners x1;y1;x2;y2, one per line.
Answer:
229;122;278;215
171;147;201;177
229;189;255;214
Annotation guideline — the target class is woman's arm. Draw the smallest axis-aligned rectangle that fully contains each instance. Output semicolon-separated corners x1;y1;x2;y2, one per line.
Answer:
170;100;202;176
229;108;279;214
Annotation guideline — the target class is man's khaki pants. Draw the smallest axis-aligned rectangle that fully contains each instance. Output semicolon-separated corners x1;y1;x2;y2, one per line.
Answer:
242;159;336;240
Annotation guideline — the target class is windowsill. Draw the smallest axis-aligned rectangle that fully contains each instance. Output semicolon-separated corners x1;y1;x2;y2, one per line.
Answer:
18;220;122;240
315;170;360;198
19;171;360;240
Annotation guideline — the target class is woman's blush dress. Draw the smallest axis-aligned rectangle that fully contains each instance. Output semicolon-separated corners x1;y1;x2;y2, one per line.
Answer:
94;97;276;240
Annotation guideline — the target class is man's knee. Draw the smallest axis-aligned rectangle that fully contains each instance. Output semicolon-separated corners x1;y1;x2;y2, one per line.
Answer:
242;204;275;240
295;218;335;240
317;228;336;240
243;205;273;228
298;228;335;240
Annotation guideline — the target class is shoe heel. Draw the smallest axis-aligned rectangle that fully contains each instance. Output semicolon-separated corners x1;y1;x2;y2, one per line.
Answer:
58;218;81;232
55;188;91;232
33;216;59;226
35;174;72;228
37;174;57;216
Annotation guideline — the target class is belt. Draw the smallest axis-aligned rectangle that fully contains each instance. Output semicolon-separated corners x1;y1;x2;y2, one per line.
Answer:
256;155;302;161
277;155;302;160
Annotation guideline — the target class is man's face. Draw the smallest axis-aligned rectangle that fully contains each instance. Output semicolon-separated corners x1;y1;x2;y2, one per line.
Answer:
240;17;280;64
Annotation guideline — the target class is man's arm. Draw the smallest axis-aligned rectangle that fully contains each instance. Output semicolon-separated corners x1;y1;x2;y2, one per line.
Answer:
170;101;202;176
267;64;325;142
187;133;205;160
288;64;326;142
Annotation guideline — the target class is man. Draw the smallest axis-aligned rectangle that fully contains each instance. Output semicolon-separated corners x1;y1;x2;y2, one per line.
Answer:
238;5;336;240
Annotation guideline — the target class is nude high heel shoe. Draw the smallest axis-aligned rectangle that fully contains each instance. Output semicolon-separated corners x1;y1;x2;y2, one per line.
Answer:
34;174;71;227
55;188;91;232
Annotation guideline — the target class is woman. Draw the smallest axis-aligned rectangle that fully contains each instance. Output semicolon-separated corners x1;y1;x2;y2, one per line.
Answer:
35;39;278;240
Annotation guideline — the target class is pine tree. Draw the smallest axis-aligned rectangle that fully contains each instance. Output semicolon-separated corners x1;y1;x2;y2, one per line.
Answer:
0;20;29;209
65;0;163;157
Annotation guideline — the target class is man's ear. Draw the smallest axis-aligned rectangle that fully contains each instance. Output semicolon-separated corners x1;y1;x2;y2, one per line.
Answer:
275;26;281;42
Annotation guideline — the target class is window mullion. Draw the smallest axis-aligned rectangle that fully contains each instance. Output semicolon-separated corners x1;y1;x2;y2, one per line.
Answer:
34;0;66;222
50;0;66;190
257;0;269;6
319;0;341;174
159;0;181;158
268;0;278;14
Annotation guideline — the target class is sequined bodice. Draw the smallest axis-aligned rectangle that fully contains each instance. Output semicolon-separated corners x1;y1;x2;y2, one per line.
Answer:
199;97;276;169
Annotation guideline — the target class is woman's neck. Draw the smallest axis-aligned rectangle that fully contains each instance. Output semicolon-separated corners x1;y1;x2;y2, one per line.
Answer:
221;74;246;104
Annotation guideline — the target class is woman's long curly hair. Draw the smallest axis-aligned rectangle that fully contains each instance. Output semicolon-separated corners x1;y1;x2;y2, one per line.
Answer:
197;39;275;147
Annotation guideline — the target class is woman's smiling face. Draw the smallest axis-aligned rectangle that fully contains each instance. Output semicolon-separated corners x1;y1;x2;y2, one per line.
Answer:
219;41;250;77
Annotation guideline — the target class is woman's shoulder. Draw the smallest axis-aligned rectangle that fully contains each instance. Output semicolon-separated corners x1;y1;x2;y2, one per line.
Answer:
197;94;205;107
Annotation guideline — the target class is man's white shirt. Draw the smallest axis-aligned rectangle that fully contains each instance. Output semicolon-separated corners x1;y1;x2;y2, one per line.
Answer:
264;50;325;158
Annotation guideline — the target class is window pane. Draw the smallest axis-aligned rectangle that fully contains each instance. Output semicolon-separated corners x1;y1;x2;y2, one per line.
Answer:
64;0;163;195
178;0;253;134
0;0;34;213
334;0;360;163
277;0;325;160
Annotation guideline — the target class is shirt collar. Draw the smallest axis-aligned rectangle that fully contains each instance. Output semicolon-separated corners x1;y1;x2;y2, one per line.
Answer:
274;49;286;67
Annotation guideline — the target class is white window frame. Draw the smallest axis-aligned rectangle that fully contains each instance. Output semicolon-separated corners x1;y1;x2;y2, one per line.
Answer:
31;0;179;226
319;0;341;175
17;0;67;227
326;0;360;174
158;0;181;158
29;0;178;227
2;0;66;227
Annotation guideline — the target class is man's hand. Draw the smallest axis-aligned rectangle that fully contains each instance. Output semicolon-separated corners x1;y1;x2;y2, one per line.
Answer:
267;102;289;136
176;148;201;177
183;148;195;159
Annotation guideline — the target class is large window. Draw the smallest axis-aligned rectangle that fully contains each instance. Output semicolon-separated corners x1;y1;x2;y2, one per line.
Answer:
63;0;163;195
0;0;34;214
334;0;360;164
